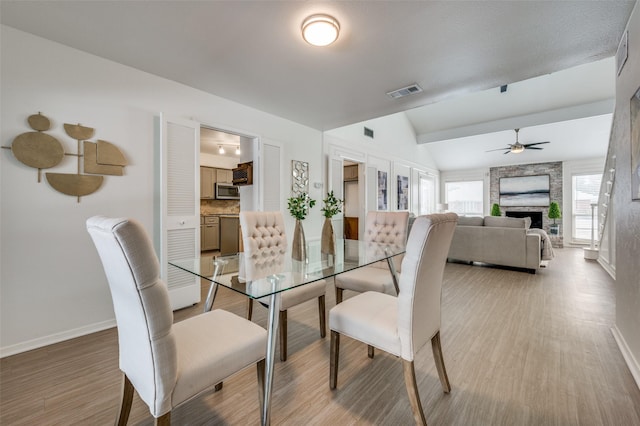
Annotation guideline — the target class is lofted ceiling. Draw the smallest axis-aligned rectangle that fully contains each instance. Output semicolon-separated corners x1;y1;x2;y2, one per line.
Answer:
0;1;635;169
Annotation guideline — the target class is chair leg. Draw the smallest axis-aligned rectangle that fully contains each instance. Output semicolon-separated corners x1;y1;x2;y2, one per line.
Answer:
116;374;134;426
154;412;171;426
335;287;343;304
402;359;428;426
318;295;326;338
431;331;451;393
256;359;266;416
246;298;253;320
368;345;375;359
330;330;340;389
279;310;288;362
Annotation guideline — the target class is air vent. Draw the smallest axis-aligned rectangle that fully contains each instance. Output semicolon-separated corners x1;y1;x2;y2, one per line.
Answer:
364;127;374;138
386;83;423;99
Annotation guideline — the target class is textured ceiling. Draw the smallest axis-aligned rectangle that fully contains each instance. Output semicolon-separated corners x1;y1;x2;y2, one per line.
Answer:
1;1;635;132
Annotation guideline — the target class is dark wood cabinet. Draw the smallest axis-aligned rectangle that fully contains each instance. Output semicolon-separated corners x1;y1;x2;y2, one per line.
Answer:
344;217;358;240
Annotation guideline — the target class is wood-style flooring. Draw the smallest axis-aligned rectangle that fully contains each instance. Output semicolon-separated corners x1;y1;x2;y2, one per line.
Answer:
2;248;639;425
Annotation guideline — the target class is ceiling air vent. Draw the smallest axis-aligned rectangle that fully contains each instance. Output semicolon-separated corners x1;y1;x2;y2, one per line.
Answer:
386;83;423;99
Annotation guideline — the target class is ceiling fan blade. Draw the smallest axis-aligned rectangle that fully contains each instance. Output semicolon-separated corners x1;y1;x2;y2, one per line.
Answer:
525;147;544;150
523;141;550;147
485;147;510;152
503;150;511;154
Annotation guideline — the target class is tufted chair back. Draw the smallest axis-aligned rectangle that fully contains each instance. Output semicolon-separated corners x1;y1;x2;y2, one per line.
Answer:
363;211;409;271
240;211;288;280
86;216;177;416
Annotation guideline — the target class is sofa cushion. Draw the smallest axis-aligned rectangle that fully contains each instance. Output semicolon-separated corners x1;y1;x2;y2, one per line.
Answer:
458;216;484;226
484;216;528;229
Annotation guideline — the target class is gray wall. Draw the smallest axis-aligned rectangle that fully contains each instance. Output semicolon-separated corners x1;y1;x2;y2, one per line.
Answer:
612;2;640;384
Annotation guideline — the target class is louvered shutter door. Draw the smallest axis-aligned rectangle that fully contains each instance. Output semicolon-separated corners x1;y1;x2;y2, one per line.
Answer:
160;115;200;310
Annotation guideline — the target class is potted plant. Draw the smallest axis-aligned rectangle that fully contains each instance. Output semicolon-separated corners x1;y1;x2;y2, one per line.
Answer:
548;201;561;236
320;190;343;255
491;203;501;216
287;192;316;261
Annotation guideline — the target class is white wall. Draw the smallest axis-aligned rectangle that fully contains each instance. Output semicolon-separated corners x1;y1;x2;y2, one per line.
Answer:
324;111;440;216
0;26;323;356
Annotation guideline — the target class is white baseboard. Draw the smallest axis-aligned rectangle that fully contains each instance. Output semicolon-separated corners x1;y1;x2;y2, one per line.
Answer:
598;257;616;279
0;319;116;359
612;325;640;391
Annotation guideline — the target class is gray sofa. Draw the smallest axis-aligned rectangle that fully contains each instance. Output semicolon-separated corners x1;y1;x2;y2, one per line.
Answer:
447;215;542;273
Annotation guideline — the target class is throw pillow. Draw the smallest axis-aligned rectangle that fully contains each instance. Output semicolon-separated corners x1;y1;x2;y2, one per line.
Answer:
484;216;527;228
458;216;484;226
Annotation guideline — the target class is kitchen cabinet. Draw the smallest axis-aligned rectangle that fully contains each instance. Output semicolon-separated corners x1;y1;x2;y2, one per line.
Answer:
202;216;220;251
344;164;358;181
200;167;216;199
344;217;358;240
220;215;240;255
216;168;233;184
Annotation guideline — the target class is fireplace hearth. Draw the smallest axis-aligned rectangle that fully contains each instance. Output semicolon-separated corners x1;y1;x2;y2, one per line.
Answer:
506;211;543;229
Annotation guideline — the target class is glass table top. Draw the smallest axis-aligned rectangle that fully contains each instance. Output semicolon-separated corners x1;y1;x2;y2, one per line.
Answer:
169;238;405;299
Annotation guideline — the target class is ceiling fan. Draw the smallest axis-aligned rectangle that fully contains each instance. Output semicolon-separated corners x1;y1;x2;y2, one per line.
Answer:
486;129;550;154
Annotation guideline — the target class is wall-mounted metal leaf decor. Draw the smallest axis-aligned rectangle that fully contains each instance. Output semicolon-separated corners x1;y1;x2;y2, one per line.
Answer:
5;113;65;182
4;113;127;203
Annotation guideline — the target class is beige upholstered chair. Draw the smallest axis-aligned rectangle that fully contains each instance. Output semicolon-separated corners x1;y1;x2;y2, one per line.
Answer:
240;211;327;361
334;211;409;303
329;213;458;425
86;216;267;425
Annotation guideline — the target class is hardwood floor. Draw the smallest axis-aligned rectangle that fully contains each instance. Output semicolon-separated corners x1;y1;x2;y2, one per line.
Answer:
2;248;639;425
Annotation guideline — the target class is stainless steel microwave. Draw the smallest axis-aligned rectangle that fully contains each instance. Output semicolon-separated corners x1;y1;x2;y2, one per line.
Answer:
215;183;240;200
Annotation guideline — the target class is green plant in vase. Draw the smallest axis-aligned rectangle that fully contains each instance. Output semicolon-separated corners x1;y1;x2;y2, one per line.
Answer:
548;201;561;236
320;191;343;255
287;193;316;261
491;203;501;216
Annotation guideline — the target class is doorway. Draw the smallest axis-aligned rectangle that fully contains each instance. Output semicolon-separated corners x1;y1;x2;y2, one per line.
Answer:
343;161;361;240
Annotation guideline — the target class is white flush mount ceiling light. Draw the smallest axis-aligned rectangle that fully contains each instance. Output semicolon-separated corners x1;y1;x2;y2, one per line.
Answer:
302;14;340;46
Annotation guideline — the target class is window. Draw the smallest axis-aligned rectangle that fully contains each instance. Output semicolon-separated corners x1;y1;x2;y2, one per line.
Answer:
418;174;435;215
572;173;602;243
445;180;483;216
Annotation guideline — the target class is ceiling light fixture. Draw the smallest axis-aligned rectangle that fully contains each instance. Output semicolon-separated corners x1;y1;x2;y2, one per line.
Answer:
218;145;225;155
302;14;340;46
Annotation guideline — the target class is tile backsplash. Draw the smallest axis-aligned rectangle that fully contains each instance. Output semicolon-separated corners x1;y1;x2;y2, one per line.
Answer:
201;199;240;215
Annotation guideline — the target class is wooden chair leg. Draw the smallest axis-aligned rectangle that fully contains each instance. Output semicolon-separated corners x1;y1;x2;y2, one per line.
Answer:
256;359;266;416
368;345;375;358
246;298;253;320
402;359;428;426
279;310;288;362
318;295;326;338
154;412;171;426
431;331;451;393
116;374;134;426
214;383;223;391
335;287;343;304
330;330;340;389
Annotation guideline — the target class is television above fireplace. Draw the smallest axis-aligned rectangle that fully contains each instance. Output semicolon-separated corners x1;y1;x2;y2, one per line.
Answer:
506;211;543;229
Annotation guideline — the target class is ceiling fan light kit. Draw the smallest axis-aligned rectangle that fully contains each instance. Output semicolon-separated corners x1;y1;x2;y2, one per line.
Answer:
486;128;550;154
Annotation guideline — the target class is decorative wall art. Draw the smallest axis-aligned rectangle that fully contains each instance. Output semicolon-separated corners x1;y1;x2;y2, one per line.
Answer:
291;160;309;197
3;113;127;202
631;85;640;200
500;175;550;207
377;170;387;210
397;175;409;210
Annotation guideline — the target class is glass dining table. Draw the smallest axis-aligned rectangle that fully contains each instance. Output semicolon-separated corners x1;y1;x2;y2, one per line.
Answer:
169;238;405;426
